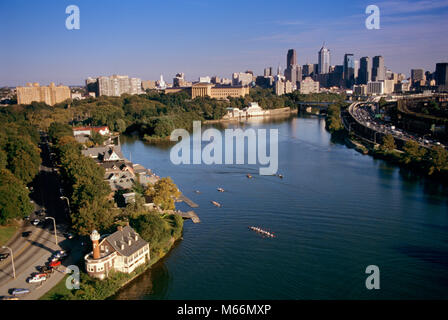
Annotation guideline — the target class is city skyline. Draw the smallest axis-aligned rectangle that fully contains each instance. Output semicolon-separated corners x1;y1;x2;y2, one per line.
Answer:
1;0;448;86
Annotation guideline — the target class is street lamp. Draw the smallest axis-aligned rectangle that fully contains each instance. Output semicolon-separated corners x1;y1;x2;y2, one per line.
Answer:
45;217;58;245
1;246;15;279
60;196;71;215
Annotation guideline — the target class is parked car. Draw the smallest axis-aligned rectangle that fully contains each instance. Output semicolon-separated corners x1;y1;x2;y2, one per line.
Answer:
36;210;46;217
64;233;74;240
48;260;61;268
37;266;54;274
32;219;40;226
11;288;30;296
28;275;46;283
0;253;10;261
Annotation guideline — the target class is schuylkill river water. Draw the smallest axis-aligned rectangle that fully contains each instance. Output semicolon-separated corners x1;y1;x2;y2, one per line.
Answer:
114;114;448;300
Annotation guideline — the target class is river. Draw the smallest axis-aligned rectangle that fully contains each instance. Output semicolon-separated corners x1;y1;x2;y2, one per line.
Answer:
113;114;448;300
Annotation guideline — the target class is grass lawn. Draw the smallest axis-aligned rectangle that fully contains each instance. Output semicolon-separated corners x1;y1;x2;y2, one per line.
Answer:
40;275;71;300
0;225;19;247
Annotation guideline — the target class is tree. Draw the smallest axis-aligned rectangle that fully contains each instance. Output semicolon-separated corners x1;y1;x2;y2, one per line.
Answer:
428;146;448;175
402;140;426;164
71;198;114;236
145;177;180;211
89;130;106;146
133;213;171;254
0;169;33;225
48;122;73;143
0;150;6;169
379;134;396;153
5;136;41;184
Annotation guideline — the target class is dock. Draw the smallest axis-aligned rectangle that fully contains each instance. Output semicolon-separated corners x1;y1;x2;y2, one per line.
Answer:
176;210;200;223
176;194;199;208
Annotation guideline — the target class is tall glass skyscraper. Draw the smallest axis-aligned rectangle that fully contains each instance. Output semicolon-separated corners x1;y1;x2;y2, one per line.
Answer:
318;46;330;74
358;57;371;85
372;56;385;81
343;53;355;88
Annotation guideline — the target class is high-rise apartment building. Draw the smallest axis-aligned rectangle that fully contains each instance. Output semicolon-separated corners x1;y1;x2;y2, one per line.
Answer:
17;82;70;106
88;75;142;97
343;54;355;88
358;57;371;85
372;56;385;81
318;46;330;74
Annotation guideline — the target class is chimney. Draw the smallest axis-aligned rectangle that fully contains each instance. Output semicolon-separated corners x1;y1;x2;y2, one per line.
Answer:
117;225;123;232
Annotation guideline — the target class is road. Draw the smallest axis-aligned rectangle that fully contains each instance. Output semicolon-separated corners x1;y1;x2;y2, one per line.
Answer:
347;101;447;149
0;133;84;299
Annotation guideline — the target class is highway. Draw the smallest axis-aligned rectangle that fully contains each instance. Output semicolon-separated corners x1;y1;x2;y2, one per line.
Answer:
347;100;447;149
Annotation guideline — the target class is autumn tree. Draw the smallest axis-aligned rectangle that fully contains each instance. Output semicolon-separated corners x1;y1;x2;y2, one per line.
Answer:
379;134;396;153
428;146;448;175
402;140;427;164
145;177;180;211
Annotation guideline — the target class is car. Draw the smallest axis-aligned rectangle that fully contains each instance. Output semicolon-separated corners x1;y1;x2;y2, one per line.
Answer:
24;216;30;220
22;231;32;237
48;260;61;268
32;219;40;226
28;276;46;283
0;296;19;300
36;210;46;217
64;233;74;240
11;288;30;296
37;266;54;274
0;253;10;261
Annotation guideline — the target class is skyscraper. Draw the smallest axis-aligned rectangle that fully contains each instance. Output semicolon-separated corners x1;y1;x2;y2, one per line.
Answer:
287;49;297;68
318;45;330;74
435;63;448;86
411;69;425;86
358;57;371;85
372;56;385;81
343;54;355;88
284;49;301;84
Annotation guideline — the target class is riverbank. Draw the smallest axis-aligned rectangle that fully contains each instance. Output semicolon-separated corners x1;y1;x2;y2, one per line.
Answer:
204;107;296;124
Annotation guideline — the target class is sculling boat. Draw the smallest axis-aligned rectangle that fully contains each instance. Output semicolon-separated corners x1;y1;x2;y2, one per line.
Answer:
211;201;221;207
248;226;276;238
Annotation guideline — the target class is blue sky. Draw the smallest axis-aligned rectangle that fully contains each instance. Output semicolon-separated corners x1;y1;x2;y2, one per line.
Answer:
1;0;447;86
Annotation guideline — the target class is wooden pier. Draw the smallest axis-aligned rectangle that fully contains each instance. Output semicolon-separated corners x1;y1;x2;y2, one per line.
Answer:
177;210;200;223
176;194;199;208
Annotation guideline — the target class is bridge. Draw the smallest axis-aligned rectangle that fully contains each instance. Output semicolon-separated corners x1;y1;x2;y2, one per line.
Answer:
297;101;335;111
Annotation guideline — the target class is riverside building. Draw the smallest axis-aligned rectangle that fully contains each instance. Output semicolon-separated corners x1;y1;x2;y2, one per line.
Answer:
84;226;150;280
